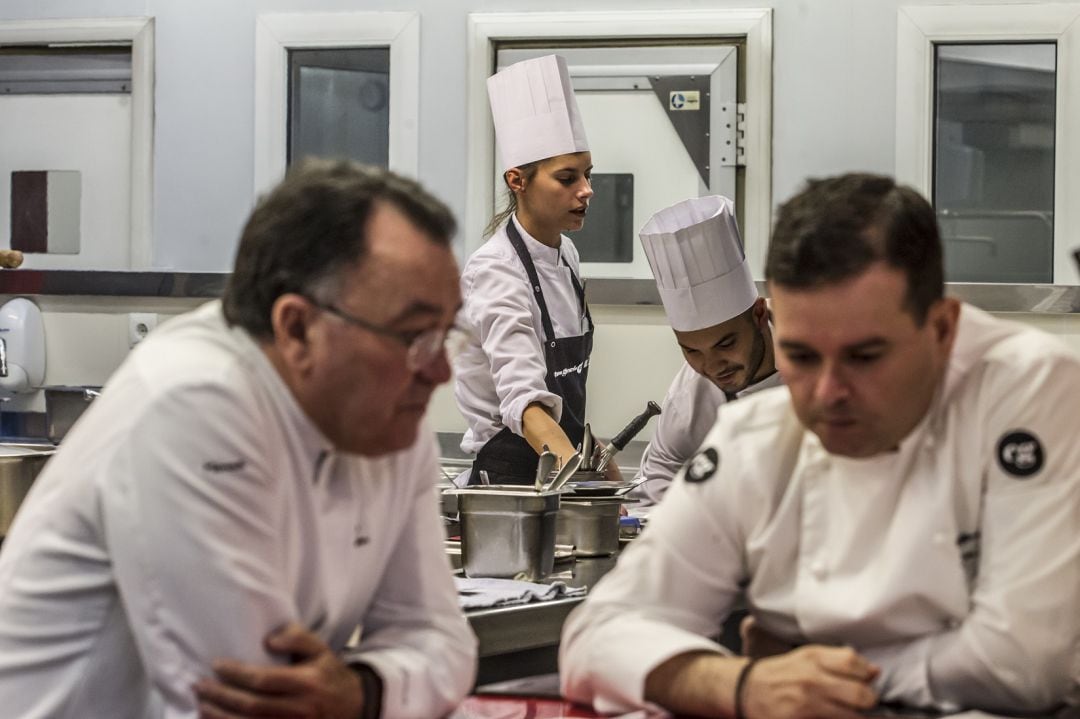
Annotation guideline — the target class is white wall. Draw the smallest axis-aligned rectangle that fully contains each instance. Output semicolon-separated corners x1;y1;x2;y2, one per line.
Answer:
0;0;989;271
4;0;1080;438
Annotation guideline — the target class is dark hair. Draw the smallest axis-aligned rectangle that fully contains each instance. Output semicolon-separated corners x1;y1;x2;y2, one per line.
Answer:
483;160;540;238
223;158;456;339
765;173;943;324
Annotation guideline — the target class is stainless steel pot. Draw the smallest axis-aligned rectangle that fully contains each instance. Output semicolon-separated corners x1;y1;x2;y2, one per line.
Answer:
0;444;55;536
556;495;623;557
449;485;562;580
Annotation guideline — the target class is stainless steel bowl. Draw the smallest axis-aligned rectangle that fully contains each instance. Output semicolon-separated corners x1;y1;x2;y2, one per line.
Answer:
0;444;55;536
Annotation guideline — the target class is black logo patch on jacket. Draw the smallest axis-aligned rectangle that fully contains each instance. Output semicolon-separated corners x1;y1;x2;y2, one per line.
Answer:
685;447;719;483
996;430;1043;478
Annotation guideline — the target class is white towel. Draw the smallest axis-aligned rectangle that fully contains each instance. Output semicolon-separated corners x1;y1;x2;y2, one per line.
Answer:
456;577;586;610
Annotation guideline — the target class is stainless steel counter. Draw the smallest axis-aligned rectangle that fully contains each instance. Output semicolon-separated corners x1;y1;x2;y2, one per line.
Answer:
469;596;583;657
465;553;619;685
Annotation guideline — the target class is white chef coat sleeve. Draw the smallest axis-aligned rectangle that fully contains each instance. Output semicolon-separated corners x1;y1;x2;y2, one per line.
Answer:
103;381;296;716
345;436;477;718
561;418;747;713
863;348;1080;713
461;252;562;436
635;365;727;505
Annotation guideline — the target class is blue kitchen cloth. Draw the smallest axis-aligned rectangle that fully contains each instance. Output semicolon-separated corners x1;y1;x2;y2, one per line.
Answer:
455;577;586;610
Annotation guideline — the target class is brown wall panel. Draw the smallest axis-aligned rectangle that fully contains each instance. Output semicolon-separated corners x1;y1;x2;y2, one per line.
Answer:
11;171;48;253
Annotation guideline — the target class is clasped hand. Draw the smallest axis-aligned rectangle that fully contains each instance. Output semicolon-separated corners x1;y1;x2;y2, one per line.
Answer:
740;616;880;719
194;623;364;719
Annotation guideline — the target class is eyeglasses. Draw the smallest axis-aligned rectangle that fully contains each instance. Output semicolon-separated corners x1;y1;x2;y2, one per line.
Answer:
305;296;465;372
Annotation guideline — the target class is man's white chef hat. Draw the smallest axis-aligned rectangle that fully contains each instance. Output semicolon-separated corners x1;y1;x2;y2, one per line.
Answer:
639;195;758;332
487;54;590;173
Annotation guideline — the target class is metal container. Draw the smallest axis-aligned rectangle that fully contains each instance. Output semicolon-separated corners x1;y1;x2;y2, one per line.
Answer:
556;495;624;557
569;469;605;484
44;386;101;444
450;485;561;580
0;444;55;536
436;482;459;516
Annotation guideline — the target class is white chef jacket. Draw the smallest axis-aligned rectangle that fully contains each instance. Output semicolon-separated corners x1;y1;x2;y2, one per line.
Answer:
634;361;783;505
0;301;476;719
454;215;590;453
561;305;1080;715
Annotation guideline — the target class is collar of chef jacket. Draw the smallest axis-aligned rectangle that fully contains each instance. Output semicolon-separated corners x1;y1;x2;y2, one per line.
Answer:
510;213;574;270
225;307;336;476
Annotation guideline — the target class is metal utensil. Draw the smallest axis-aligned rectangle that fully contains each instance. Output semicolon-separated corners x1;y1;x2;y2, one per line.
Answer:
580;424;594;470
535;447;557;493
567;475;652;497
613;475;653;496
478;469;491;486
544;451;583;493
595;401;662;473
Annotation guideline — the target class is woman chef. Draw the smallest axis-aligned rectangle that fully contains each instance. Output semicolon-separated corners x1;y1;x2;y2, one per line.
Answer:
453;54;606;485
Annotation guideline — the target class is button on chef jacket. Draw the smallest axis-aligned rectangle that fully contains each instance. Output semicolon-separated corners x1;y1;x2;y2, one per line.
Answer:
634;354;784;506
455;214;591;453
561;305;1080;715
0;301;476;719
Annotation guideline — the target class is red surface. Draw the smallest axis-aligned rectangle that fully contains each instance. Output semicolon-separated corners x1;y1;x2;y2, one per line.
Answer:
449;695;603;718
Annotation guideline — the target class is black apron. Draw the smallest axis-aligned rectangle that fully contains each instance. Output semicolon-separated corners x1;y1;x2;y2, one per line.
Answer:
470;221;593;485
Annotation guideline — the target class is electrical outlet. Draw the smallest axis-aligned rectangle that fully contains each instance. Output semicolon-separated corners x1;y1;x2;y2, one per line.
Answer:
128;313;158;349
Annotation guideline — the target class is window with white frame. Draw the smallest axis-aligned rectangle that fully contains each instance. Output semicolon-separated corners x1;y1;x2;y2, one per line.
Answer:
0;18;154;270
465;10;772;281
253;12;419;196
896;4;1080;285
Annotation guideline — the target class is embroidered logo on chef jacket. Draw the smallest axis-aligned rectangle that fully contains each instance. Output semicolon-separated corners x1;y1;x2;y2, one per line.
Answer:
996;430;1044;478
203;459;246;473
685;447;719;483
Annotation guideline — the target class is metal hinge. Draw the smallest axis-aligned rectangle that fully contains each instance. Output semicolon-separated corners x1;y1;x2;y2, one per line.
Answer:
716;101;748;167
736;102;747;167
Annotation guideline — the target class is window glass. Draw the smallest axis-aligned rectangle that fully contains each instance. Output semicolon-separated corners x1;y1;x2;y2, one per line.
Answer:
934;43;1056;283
572;173;635;263
494;43;738;280
0;45;133;261
288;48;390;167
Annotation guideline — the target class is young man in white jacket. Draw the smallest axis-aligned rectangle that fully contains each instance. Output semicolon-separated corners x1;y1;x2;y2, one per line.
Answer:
561;173;1080;718
633;195;782;506
0;160;477;719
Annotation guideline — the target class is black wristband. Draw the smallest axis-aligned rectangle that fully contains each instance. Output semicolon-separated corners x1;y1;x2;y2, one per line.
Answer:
349;663;384;719
734;658;758;719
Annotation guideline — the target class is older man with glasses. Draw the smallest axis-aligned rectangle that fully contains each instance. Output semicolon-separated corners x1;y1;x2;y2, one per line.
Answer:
0;159;476;719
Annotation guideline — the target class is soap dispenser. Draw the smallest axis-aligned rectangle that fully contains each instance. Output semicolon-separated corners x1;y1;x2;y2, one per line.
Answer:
0;298;45;397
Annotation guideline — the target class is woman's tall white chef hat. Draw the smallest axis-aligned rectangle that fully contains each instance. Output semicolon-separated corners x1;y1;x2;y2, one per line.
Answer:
487;54;590;173
639;196;758;332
